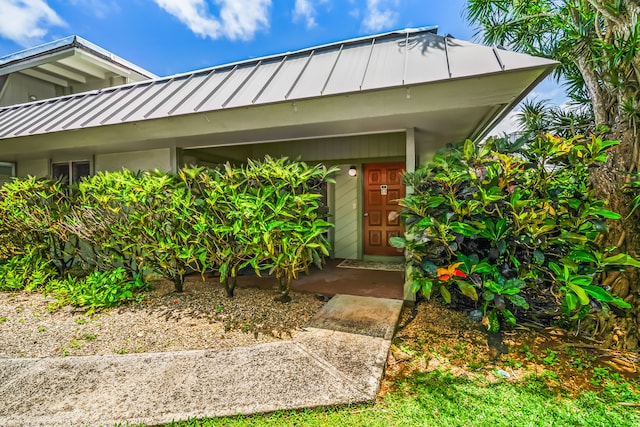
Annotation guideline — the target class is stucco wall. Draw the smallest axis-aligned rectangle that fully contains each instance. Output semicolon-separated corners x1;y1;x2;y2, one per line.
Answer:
332;164;360;259
95;148;172;173
17;158;49;178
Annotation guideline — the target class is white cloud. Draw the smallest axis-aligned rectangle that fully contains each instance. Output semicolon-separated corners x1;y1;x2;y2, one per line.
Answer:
362;0;398;32
152;0;271;41
0;0;66;47
68;0;120;19
293;0;328;29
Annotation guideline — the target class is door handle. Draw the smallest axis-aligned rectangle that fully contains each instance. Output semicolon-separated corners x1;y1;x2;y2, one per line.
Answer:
363;212;369;217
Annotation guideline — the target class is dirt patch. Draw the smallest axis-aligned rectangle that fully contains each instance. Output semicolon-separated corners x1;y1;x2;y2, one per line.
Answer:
0;275;324;358
382;298;640;397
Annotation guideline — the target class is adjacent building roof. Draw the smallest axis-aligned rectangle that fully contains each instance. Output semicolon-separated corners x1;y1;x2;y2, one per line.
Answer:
0;27;556;141
0;35;156;89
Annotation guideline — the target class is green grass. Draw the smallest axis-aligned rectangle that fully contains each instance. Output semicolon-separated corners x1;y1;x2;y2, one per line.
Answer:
122;370;639;427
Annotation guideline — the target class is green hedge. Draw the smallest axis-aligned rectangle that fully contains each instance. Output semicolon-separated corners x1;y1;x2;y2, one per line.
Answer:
0;156;336;305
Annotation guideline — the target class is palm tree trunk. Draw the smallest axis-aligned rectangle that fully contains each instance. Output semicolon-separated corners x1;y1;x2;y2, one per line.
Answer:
588;125;640;349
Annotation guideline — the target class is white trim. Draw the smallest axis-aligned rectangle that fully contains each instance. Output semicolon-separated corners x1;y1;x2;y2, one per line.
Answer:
182;128;406;150
19;69;69;88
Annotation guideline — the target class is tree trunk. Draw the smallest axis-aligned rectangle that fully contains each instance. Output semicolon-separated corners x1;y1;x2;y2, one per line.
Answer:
275;275;292;303
224;276;236;298
173;273;184;293
587;125;640;350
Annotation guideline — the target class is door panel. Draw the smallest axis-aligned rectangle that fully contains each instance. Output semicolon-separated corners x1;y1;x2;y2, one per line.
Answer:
364;162;405;256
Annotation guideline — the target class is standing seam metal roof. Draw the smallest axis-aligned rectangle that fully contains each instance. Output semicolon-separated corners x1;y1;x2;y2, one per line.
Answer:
0;27;556;140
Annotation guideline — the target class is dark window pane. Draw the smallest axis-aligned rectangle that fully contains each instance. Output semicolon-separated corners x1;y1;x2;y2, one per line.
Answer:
72;161;90;184
0;162;14;186
52;163;70;185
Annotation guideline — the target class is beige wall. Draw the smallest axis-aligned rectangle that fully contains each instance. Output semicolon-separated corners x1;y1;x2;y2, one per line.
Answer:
183;145;252;167
13;149;173;179
0;71;135;108
17;158;49;177
332;164;360;259
249;133;405;162
0;73;57;107
95;148;172;173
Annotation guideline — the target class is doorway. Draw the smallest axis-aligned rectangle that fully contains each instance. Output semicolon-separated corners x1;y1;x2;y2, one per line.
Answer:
363;162;405;256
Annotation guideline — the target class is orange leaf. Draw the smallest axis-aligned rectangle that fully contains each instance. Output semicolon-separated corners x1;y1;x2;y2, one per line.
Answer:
437;262;465;281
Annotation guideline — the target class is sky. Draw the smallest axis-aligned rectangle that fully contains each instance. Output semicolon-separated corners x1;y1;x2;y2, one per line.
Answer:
0;0;565;133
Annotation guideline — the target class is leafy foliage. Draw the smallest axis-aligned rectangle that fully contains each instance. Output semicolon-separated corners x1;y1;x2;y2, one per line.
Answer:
465;1;640;130
47;268;148;312
0;157;335;305
0;249;57;292
0;177;76;275
69;169;201;292
516;98;594;138
240;157;336;301
394;134;636;331
181;157;336;300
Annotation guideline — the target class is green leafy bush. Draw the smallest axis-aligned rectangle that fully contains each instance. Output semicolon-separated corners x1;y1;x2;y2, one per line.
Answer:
394;134;637;332
0;176;77;274
237;157;336;302
0;157;335;302
182;157;336;300
0;249;57;291
67;169;203;292
47;268;148;311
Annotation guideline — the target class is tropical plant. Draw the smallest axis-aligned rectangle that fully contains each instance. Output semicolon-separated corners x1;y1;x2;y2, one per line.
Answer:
64;170;140;274
180;164;260;298
0;176;77;275
0;248;57;291
68;169;201;292
393;134;636;336
0;158;335;303
47;267;148;312
184;157;336;301
465;0;640;349
516;98;594;138
242;157;336;302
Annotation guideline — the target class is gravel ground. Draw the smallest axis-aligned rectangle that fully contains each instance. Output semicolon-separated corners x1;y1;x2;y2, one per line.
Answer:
0;276;325;359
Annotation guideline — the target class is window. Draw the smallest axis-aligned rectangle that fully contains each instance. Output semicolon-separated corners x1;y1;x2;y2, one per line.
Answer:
51;161;91;185
0;162;15;186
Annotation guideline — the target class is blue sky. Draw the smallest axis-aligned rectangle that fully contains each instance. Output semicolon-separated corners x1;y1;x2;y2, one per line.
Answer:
0;0;564;133
0;0;478;75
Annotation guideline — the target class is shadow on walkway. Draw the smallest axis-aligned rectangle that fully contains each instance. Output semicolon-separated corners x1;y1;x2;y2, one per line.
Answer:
236;258;404;300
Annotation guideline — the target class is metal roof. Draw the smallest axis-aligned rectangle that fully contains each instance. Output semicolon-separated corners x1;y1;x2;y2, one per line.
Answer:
0;27;556;140
0;35;157;80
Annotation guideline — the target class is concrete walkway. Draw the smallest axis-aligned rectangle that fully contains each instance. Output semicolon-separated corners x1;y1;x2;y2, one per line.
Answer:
0;295;403;427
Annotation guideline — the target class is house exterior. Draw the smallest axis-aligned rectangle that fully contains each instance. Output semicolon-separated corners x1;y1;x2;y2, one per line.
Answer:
0;35;156;185
0;27;557;300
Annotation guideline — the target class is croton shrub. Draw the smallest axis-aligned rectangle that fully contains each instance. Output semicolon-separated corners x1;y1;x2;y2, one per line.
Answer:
0;157;335;306
392;134;638;332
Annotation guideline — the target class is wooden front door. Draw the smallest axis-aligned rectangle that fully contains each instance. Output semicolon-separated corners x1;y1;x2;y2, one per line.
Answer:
364;162;405;256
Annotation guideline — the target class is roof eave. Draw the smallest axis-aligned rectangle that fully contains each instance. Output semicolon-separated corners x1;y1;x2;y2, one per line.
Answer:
470;62;559;142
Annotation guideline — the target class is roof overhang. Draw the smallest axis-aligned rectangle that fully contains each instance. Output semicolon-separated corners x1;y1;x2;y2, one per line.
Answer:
0;65;553;160
0;36;156;88
0;28;557;161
